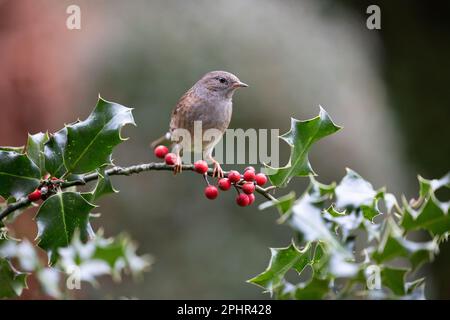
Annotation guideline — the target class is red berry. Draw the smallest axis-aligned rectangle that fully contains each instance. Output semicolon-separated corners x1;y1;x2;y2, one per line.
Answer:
218;178;231;191
154;145;169;159
243;170;256;182
204;185;219;200
28;189;42;202
194;160;209;174
236;193;250;207
255;173;268;186
248;193;256;205
50;177;63;183
245;166;255;172
242;182;255;194
165;153;177;165
227;170;241;183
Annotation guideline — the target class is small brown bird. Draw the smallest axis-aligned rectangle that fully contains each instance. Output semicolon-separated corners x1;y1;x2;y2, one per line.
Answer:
152;71;248;177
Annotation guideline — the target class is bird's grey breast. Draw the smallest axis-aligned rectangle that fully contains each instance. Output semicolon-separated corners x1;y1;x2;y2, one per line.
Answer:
199;98;232;132
191;99;233;132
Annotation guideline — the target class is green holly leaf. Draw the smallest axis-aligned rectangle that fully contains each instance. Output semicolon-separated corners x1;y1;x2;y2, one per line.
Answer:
405;278;425;297
324;205;347;218
361;204;380;221
418;173;450;198
258;191;296;221
248;241;314;294
83;168;118;203
0;146;24;153
372;219;437;270
58;231;151;283
291;192;342;248
36;192;96;264
266;107;341;187
0;258;28;298
294;277;329;300
334;168;385;222
93;239;125;270
309;175;336;203
291;192;358;277
401;195;450;237
0;151;41;200
272;280;296;300
94;233;151;279
44;128;68;178
63;97;135;174
381;266;407;296
26;132;49;176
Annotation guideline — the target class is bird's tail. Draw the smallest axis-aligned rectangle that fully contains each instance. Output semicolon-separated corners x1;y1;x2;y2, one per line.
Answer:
150;132;171;149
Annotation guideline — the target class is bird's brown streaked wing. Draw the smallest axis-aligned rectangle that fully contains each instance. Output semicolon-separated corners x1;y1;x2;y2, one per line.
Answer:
170;87;202;131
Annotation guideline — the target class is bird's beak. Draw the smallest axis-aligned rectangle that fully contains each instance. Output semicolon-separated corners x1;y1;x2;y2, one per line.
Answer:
232;81;249;88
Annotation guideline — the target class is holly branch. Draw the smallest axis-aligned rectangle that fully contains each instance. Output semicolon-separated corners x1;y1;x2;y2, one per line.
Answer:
0;162;277;221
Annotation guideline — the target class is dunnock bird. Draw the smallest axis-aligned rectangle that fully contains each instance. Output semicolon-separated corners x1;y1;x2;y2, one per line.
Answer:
152;71;248;177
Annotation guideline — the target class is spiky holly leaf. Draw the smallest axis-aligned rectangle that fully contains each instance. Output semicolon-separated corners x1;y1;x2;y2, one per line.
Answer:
373;236;436;270
44;128;68;178
95;233;150;278
324;205;347;218
405;278;425;299
294;277;330;300
0;258;28;298
291;190;358;277
248;242;314;294
83;168;118;203
266;107;341;187
272;280;296;300
0;151;41;199
381;266;408;296
361;201;381;221
371;219;437;270
26;132;49;176
258;192;296;221
36;192;96;264
291;192;341;248
401;196;450;237
418;173;450;198
63;97;135;174
335;168;386;223
58;231;151;283
309;175;336;203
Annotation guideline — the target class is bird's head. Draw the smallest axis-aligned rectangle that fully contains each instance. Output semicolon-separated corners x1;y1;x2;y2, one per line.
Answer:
195;71;248;99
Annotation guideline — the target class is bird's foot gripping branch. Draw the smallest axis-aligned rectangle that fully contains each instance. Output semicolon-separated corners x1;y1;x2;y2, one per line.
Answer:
0;97;449;299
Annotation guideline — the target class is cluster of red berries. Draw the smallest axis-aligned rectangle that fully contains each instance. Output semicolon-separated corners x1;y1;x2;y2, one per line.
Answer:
27;176;64;202
154;145;268;207
201;165;267;207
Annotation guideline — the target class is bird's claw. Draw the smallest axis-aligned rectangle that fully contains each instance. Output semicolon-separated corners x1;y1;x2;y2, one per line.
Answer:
212;161;224;178
173;157;182;175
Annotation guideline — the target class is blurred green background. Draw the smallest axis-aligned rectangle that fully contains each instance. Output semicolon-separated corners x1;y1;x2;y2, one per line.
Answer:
0;0;448;298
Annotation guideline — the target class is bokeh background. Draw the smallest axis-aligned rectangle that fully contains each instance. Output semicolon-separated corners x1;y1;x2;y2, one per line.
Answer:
0;0;448;299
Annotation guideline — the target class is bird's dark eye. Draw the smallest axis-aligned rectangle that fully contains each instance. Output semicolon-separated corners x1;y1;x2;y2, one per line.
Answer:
218;77;227;84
